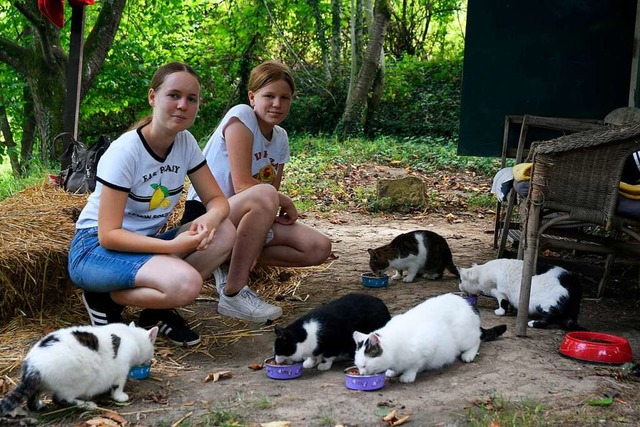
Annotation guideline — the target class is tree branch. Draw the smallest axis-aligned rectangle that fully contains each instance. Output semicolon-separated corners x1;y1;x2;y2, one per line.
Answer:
0;36;29;73
82;0;127;97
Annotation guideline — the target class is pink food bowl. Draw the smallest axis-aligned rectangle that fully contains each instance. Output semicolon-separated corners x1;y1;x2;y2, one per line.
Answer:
264;358;303;380
344;366;385;391
559;331;633;365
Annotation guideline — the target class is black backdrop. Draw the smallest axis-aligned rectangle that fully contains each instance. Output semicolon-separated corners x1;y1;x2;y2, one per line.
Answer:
458;0;637;157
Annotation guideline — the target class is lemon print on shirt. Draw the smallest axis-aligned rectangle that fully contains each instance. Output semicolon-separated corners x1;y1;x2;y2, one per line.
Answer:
149;183;171;210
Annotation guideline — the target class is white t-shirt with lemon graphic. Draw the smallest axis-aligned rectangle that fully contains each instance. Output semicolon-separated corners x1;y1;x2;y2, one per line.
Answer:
187;104;290;200
76;128;206;236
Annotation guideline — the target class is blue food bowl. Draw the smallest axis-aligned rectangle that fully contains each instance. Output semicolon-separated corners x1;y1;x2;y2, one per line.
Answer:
128;362;151;379
361;273;389;288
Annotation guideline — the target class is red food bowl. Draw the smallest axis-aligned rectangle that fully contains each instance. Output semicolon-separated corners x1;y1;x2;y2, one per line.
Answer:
559;331;633;365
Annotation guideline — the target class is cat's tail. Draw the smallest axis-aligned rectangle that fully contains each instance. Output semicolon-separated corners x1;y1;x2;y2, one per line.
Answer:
446;261;460;277
0;363;41;416
480;325;507;342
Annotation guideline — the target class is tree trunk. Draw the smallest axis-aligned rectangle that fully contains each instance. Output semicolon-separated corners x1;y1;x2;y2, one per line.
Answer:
330;0;342;80
0;0;126;166
347;0;364;105
308;0;331;80
0;83;22;177
336;0;391;138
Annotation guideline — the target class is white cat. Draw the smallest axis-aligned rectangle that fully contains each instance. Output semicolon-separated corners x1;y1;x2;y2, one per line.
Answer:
352;293;506;383
0;322;158;415
458;258;584;330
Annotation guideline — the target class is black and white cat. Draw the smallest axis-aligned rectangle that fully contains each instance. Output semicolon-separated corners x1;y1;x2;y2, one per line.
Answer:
0;322;158;415
458;258;584;331
274;293;391;370
353;293;506;383
368;230;459;283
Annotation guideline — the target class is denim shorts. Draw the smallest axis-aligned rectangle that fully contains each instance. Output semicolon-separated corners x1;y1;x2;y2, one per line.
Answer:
67;227;178;292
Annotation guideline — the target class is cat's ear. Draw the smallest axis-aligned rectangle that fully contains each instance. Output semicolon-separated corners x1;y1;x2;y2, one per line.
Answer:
367;248;375;257
129;321;136;328
148;326;159;344
353;331;367;343
369;333;381;347
274;326;286;338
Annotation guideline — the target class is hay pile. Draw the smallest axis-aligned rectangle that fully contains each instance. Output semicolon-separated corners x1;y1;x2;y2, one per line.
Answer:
0;183;87;325
0;182;326;379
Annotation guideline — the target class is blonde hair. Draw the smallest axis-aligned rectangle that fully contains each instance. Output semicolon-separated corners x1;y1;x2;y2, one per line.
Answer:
248;61;295;95
129;62;201;130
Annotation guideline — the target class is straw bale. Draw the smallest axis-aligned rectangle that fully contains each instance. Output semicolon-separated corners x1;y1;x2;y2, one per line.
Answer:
0;183;88;325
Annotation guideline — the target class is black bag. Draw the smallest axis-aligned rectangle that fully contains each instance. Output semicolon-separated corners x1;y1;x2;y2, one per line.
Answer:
58;133;111;194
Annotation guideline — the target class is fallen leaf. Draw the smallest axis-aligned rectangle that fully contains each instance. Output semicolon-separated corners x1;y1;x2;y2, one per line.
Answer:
391;415;410;426
84;418;121;426
261;422;292;427
248;363;264;371
382;409;397;422
101;410;128;426
204;370;233;383
588;396;614;406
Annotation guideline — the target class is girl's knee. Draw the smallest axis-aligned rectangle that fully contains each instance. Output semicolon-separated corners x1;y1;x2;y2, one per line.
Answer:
246;184;279;211
173;270;203;305
310;235;333;265
216;219;236;253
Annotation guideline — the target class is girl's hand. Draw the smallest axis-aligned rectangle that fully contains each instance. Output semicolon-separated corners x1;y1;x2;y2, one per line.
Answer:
275;204;297;225
174;223;212;252
192;222;216;251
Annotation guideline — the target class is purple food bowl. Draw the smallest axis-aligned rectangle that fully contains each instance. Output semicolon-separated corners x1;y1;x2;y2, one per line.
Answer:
344;366;385;391
128;362;151;380
361;273;389;288
264;358;303;380
453;292;477;307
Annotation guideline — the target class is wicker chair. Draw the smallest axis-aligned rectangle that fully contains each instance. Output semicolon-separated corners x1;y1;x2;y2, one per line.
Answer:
516;123;640;336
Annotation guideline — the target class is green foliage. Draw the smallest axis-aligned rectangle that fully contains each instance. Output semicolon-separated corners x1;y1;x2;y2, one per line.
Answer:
463;394;552;427
369;55;463;138
0;157;53;201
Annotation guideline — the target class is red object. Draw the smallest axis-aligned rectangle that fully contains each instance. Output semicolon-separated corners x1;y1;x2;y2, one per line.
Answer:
38;0;64;28
559;331;634;365
68;0;95;6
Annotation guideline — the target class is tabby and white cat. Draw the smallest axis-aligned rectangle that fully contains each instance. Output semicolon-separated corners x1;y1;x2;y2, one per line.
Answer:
274;293;391;370
353;293;506;383
0;322;158;415
458;258;584;330
368;230;459;283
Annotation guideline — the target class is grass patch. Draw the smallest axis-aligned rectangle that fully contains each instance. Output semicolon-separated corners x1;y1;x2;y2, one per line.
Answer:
290;135;500;175
176;410;245;426
467;192;496;210
463;394;552;426
0;157;56;201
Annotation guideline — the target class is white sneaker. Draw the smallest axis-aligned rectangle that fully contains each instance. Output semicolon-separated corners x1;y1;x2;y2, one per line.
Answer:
217;286;283;323
213;263;229;295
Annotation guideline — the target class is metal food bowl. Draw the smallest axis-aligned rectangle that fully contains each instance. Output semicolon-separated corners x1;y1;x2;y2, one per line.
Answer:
128;362;151;379
361;273;389;288
264;357;303;380
344;365;385;391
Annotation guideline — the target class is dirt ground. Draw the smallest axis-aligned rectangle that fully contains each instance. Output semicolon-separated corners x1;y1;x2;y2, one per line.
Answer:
96;212;640;426
4;211;640;426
